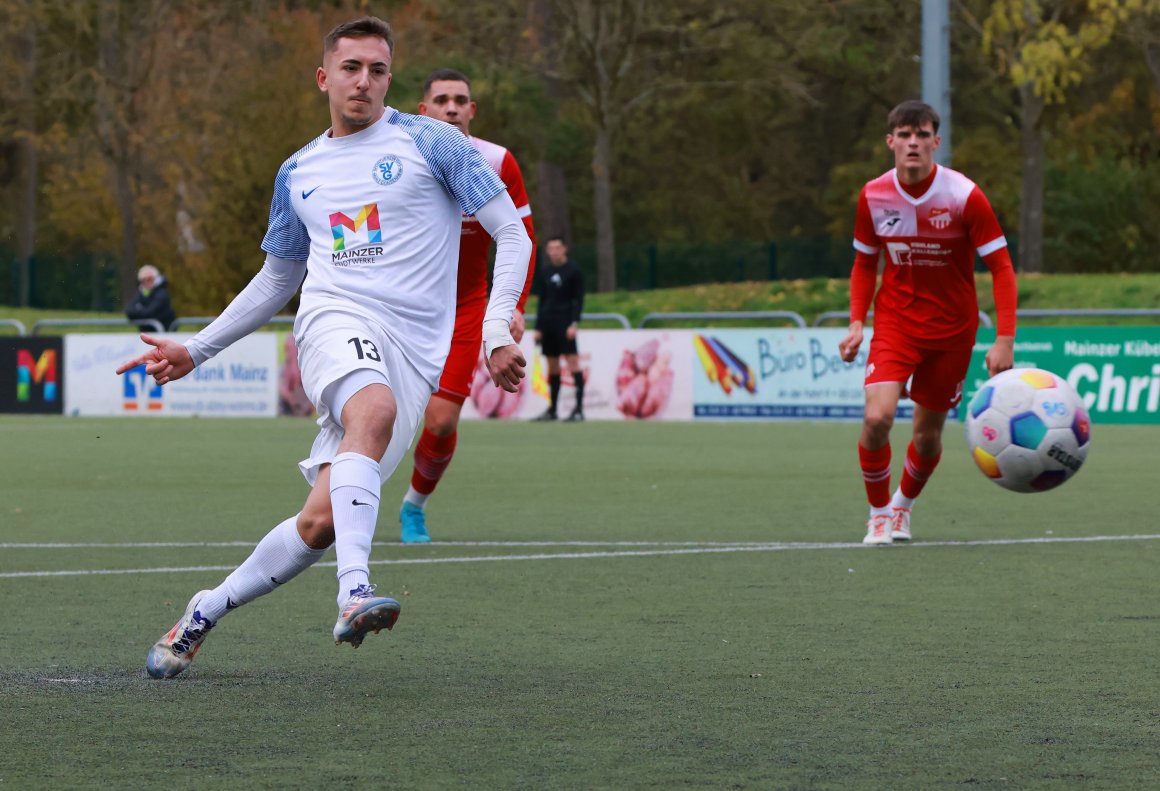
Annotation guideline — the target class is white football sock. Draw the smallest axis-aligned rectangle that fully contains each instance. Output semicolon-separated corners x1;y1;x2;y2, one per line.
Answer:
869;505;892;518
891;489;916;510
198;515;327;623
403;486;429;509
331;451;381;606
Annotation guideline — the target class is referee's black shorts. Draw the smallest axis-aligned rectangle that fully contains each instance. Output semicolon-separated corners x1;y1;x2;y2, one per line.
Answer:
539;322;578;357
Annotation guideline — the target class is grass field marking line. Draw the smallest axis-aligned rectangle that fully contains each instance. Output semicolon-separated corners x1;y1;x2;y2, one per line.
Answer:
0;564;245;578
0;540;770;550
400;540;767;547
4;533;1160;578
0;542;261;549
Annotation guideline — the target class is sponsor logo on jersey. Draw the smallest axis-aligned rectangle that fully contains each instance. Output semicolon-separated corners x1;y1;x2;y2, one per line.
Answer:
372;154;403;186
885;241;950;268
886;242;913;266
330;204;382;251
929;207;951;229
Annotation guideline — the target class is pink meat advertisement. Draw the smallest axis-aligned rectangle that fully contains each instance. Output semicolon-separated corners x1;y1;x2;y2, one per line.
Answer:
460;330;694;421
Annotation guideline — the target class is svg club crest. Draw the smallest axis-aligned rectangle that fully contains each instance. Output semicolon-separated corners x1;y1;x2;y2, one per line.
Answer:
372;154;403;186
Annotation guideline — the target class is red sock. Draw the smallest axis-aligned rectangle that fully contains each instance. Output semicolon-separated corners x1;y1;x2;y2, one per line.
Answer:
410;429;458;495
858;443;892;508
900;441;941;499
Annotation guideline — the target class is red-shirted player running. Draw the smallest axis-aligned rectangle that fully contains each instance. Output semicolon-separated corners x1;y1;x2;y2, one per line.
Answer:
398;68;537;543
838;100;1018;545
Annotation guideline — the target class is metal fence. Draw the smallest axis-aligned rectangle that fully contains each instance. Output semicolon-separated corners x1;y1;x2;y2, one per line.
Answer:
8;308;1160;336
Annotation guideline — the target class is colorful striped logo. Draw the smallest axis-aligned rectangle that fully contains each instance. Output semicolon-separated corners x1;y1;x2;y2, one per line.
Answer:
693;335;756;395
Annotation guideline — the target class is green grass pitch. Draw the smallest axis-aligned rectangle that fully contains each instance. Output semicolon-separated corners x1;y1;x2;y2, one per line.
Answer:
1;416;1157;789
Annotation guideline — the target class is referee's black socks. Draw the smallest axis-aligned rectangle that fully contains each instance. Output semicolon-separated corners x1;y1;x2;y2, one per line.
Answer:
549;374;562;414
572;371;585;414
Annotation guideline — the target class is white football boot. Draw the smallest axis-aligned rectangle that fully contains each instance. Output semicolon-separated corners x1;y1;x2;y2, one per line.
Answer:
862;514;893;545
890;507;912;542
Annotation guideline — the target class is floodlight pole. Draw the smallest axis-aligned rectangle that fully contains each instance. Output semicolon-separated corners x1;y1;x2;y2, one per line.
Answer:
922;0;951;166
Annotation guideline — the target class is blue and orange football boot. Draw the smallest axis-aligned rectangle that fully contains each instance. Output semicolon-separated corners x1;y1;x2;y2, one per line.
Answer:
333;584;401;648
146;590;215;679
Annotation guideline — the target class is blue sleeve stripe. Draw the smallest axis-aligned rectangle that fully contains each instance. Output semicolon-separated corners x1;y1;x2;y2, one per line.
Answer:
390;110;505;215
260;137;321;261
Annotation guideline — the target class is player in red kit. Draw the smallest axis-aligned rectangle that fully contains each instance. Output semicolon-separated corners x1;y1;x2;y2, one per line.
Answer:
838;100;1018;545
398;68;537;543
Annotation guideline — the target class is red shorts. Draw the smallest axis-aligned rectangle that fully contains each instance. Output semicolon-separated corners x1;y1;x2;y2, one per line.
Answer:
865;331;972;411
434;297;486;405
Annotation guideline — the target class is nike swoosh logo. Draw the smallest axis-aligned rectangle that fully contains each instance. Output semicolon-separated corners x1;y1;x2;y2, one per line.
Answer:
226;597;240;610
352;499;373;507
301;185;322;199
270;577;285;586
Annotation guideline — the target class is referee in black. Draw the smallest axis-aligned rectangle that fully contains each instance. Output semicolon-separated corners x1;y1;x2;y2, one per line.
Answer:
533;236;586;421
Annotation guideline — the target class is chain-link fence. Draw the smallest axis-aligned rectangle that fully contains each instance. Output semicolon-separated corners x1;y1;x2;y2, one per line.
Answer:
4;252;120;311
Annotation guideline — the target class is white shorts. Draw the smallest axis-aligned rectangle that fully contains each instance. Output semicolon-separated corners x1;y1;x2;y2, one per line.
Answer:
295;311;433;486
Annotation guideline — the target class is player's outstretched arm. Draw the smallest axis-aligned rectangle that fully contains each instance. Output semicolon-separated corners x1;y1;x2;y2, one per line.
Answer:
115;334;195;385
182;256;307;367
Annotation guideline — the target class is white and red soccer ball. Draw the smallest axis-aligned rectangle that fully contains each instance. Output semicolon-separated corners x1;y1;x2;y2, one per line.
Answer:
964;367;1091;493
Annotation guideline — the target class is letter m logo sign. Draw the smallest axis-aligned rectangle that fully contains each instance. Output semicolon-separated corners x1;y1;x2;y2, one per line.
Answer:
329;204;382;251
0;338;64;414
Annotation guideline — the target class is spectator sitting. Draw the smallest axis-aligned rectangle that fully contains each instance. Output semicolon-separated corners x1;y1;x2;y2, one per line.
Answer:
126;264;177;332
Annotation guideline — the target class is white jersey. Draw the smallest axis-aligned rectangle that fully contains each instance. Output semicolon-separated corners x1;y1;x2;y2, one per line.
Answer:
260;108;505;387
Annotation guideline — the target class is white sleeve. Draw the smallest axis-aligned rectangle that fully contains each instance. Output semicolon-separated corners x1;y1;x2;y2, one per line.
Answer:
474;190;532;357
185;255;307;367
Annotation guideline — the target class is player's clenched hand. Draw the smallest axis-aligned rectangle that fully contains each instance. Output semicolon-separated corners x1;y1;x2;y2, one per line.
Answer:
985;336;1015;377
486;344;526;393
114;334;195;385
838;322;864;363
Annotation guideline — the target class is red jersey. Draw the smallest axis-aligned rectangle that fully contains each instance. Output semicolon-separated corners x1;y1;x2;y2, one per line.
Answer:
853;165;1007;346
459;136;537;315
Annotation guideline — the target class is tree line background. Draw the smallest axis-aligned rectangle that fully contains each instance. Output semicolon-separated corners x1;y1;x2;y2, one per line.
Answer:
1;0;1158;315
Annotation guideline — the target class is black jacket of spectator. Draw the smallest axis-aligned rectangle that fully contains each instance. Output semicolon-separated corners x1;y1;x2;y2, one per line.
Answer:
126;277;177;331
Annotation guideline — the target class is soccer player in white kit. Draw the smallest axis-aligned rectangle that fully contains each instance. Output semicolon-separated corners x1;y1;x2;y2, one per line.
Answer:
116;16;532;679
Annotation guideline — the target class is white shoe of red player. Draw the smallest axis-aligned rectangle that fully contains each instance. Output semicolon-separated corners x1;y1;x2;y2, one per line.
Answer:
862;514;893;545
890;507;912;541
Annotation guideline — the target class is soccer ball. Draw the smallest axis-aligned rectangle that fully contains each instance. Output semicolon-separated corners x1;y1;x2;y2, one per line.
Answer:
964;367;1091;493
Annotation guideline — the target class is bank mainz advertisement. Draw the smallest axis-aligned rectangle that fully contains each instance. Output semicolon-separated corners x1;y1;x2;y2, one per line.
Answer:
64;333;278;417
